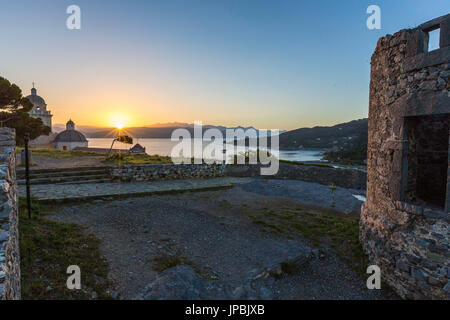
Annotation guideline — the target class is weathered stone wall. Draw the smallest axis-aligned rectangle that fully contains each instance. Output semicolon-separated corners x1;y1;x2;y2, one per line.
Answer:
0;128;21;300
110;163;226;182
361;15;450;299
110;161;366;190
225;162;366;190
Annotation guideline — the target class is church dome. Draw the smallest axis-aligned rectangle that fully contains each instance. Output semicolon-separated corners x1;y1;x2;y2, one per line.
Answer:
54;130;88;143
26;94;46;106
26;87;47;108
54;120;87;143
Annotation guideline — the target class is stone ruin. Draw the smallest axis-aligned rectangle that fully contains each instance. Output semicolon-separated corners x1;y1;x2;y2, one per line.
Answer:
0;128;20;300
361;14;449;299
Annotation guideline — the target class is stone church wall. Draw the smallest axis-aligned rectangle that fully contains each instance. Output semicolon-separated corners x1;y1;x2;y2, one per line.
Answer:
53;140;88;151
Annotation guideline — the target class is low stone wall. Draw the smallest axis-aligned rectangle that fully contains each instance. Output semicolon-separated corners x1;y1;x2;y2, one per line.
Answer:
110;163;226;182
225;162;366;190
110;162;366;190
0;128;20;300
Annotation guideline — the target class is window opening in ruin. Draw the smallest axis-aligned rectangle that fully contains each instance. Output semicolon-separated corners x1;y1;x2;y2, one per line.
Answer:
427;28;440;52
405;114;448;209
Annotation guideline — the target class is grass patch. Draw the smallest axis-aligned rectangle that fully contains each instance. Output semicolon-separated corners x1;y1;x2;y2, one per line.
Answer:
17;147;104;159
149;254;216;280
244;207;368;277
218;199;233;208
19;197;113;299
280;260;298;275
250;217;283;234
150;255;194;272
102;153;173;165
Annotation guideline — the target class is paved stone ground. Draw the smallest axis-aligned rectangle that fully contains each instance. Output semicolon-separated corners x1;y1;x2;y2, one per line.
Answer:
19;177;365;214
48;178;396;300
18;177;240;201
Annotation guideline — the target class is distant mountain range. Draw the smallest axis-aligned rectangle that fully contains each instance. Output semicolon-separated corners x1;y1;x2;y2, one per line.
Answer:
53;122;286;139
143;122;192;128
53;119;368;152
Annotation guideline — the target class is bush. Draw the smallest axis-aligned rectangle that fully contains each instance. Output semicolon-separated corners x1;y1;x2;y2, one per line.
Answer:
102;152;173;165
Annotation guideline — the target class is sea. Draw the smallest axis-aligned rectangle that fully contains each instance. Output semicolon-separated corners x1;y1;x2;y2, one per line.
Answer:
87;138;326;163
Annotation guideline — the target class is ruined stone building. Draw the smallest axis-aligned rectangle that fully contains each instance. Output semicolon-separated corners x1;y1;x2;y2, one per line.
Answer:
361;14;449;299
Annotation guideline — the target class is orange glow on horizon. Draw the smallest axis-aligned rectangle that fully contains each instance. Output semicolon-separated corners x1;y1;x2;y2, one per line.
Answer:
110;114;128;130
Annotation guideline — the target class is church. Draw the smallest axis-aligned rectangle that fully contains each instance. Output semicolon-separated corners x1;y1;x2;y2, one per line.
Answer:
26;85;53;128
53;119;88;150
26;85;88;150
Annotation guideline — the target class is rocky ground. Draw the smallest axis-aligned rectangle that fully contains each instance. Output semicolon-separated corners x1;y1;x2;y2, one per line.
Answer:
50;178;396;300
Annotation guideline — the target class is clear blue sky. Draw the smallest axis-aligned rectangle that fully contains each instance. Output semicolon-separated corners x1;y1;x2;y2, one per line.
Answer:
0;0;448;129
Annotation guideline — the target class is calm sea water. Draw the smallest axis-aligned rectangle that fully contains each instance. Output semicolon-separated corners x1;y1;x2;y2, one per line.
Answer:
87;138;325;162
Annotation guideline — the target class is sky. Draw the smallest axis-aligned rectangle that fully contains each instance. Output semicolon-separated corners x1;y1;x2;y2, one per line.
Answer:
0;0;448;130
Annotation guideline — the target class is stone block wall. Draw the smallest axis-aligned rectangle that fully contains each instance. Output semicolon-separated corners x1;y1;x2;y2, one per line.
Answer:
361;15;449;299
225;162;366;190
110;163;226;182
0;128;21;300
110;161;366;190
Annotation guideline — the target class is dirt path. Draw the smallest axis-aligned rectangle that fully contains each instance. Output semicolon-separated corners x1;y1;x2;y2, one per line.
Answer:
50;179;395;300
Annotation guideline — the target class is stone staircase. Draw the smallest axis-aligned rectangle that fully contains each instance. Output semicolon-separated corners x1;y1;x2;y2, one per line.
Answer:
16;166;113;185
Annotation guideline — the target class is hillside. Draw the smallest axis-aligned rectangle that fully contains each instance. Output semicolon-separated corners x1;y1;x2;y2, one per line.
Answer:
278;119;368;150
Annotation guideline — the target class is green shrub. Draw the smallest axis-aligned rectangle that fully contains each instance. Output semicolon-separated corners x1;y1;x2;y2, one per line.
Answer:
102;152;172;165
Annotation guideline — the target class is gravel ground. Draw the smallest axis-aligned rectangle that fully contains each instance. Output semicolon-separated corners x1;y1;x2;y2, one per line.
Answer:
237;178;365;214
50;178;395;300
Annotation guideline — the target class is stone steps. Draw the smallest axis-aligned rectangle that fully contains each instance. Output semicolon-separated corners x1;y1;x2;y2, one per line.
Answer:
17;169;109;179
16;166;112;185
16;166;110;176
58;178;117;185
17;174;113;185
19;177;236;202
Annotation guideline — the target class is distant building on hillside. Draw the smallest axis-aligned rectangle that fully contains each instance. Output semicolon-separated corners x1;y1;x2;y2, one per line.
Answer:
53;120;88;150
129;143;146;154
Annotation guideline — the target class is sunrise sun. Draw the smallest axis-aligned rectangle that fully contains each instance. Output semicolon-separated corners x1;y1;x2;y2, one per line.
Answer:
110;115;127;130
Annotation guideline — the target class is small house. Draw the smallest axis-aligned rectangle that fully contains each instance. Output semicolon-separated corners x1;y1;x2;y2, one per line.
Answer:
129;143;146;154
